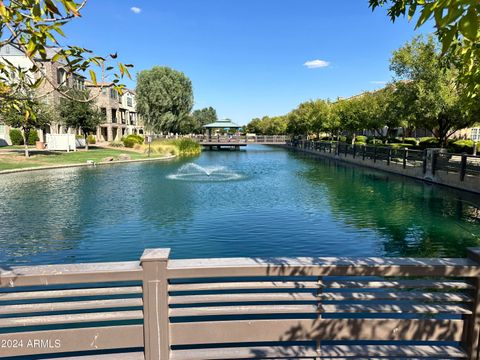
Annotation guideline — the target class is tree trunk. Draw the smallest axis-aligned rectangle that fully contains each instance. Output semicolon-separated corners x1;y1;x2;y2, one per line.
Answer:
22;128;30;158
84;133;89;151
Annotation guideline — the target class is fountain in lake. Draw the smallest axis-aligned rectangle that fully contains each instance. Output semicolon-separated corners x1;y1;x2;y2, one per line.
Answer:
167;163;243;182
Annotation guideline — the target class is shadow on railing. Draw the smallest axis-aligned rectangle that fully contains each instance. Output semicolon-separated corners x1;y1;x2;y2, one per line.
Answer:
2;249;480;359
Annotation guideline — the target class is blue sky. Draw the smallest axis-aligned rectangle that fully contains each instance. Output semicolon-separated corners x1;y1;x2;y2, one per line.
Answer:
64;0;433;124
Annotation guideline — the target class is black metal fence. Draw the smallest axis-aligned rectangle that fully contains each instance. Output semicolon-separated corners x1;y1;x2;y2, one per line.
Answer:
288;140;479;182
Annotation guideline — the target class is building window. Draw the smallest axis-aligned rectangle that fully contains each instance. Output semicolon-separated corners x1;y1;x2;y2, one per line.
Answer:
109;88;118;100
127;97;133;107
472;128;480;141
0;123;5;135
57;68;66;85
5;46;10;54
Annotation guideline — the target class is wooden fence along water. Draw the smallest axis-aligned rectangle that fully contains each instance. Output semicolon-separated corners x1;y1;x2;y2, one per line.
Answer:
289;140;480;194
3;248;480;359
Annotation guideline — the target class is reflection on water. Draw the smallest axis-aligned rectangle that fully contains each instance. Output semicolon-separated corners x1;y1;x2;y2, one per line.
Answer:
0;145;478;265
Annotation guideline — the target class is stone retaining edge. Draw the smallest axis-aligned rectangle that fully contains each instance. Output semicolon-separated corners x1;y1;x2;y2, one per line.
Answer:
0;155;177;175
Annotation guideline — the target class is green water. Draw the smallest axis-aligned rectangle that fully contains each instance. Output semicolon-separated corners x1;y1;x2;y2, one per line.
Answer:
0;145;478;265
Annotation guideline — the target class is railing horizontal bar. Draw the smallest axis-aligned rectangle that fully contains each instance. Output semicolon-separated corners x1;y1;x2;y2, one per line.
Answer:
171;345;318;359
0;286;143;301
171;345;467;360
321;303;472;314
169;281;319;292
169;290;473;305
321;291;472;302
0;262;142;287
0;310;143;327
170;304;318;317
170;293;318;304
0;325;144;357
0;298;143;315
326;280;474;289
170;318;464;344
167;257;480;278
170;303;471;317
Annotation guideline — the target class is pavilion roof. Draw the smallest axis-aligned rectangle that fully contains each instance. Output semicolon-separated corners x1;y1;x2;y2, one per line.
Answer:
203;119;241;129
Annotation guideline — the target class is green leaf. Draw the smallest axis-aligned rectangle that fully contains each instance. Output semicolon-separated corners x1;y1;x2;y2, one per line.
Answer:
89;70;97;84
458;7;479;41
45;0;61;15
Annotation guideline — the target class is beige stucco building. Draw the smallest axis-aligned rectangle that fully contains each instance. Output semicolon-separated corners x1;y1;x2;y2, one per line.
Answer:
0;45;86;144
0;45;143;145
86;83;143;142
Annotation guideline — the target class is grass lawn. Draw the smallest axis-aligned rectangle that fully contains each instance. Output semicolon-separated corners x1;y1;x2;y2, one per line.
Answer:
0;146;166;172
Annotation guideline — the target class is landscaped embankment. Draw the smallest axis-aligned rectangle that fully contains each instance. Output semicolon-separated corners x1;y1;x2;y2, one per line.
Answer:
286;141;480;194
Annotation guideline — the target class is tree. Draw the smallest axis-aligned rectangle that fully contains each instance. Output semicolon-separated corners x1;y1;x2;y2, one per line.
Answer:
287;101;328;138
334;97;365;143
136;66;194;134
245;118;265;134
390;36;475;146
0;1;132;119
369;0;479;102
191;107;218;134
57;90;104;150
1;96;52;157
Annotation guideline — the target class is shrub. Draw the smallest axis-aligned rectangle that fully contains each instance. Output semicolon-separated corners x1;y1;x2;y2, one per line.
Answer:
75;134;84;139
390;143;413;149
27;129;39;145
403;137;418;146
109;141;124;147
338;135;347;143
355;135;367;143
387;137;402;144
122;134;144;148
87;135;96;144
448;140;479;154
123;137;136;148
9;129;23;145
368;138;383;145
167;138;201;155
418;137;440;149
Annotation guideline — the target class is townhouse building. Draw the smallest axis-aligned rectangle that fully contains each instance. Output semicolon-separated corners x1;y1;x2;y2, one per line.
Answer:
86;83;143;142
0;45;143;145
0;44;86;144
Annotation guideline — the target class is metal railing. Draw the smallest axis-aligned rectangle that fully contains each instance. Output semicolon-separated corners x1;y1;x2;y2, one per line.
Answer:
2;248;480;359
289;141;479;182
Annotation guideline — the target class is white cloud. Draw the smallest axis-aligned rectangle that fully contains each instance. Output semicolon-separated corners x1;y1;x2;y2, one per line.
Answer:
130;7;142;14
303;59;330;69
370;81;387;85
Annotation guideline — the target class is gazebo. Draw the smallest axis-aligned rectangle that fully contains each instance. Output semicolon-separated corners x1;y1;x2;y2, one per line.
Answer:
203;119;241;141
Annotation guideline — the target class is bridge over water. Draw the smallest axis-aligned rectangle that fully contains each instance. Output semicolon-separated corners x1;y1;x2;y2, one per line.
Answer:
197;135;288;149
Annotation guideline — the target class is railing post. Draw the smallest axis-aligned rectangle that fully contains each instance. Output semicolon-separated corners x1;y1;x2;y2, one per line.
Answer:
463;248;480;359
403;148;407;169
433;151;438;175
387;148;391;166
374;146;377;163
461;154;467;181
422;149;427;174
353;144;356;159
141;249;171;360
363;145;366;161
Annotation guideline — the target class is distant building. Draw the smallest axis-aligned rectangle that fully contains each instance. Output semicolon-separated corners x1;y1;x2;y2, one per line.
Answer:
0;44;86;144
0;44;143;145
86;83;143;142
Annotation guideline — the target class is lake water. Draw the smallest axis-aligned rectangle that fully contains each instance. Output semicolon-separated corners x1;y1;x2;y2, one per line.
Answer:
1;145;479;265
